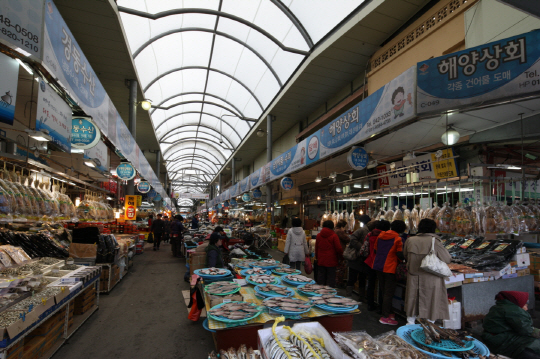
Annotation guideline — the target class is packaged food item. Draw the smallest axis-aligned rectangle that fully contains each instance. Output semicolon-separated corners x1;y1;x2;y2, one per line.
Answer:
471;200;485;235
410;205;419;234
435;202;453;233
427;203;440;220
519;201;536;231
402;205;411;232
392;205;403;222
384;207;394;222
527;200;540;231
452;202;473;236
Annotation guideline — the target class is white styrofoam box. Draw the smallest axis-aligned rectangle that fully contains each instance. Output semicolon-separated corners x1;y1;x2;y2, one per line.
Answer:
512;253;530;267
445;273;465;284
443;302;461;330
258;322;351;359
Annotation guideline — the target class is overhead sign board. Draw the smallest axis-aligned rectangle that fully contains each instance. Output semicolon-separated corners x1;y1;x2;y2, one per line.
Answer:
417;30;540;114
0;53;19;125
116;163;136;181
0;0;45;58
347;147;369;170
36;80;71;152
252;188;262;199
124;195;137;221
84;140;108;172
71;117;101;149
280;177;294;191
137;181;151;193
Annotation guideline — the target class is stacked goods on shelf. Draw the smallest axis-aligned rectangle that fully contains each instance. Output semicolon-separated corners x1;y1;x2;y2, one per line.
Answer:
76;192;114;223
73;286;96;315
0;231;69;259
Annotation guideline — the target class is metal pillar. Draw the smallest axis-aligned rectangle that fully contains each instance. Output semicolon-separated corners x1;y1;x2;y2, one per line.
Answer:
266;114;274;225
127;79;137;195
232;158;236;185
218;173;222;194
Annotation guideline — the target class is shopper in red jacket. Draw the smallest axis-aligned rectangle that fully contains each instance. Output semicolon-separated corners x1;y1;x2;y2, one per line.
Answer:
315;220;343;288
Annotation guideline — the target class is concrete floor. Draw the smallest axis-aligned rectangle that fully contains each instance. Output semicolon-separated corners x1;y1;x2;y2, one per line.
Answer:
53;244;404;358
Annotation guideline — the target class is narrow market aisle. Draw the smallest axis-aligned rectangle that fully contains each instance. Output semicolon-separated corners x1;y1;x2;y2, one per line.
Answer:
54;243;212;359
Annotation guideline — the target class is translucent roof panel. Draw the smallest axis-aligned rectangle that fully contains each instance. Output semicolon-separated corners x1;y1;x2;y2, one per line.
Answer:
118;0;365;194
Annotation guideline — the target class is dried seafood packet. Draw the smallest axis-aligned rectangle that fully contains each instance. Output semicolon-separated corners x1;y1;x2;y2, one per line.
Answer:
374;331;429;359
333;331;399;359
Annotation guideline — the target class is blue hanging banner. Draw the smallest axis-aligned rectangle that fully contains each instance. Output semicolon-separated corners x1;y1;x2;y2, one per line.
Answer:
347;147;369;170
230;198;237;207
71;117;101;149
116;163;136;181
280;177;294;191
147;189;157;199
154;194;162;202
137;181;151;193
242;193;252;202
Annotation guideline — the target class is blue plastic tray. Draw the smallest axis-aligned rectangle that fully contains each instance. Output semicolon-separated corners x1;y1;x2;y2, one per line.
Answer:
272;268;301;276
204;282;241;296
207;301;263;324
193;268;231;279
254;284;294;298
396;325;489;359
297;284;337;297
410;329;474;352
245;275;280;286
281;275;315;286
262;297;312;315
240;268;272;276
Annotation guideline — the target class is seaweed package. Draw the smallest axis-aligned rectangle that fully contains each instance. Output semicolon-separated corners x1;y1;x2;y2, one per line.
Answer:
333;331;399;359
435;202;453;233
452;202;473;236
374;331;429;359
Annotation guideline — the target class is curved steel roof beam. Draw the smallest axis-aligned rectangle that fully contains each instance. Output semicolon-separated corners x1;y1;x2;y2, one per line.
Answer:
168;163;217;178
151;100;241;119
163;139;229;161
164;147;225;165
166;154;222;170
167;157;220;172
143;67;263;110
159;124;241;147
161;136;234;154
270;0;314;48
118;7;310;56
152;92;246;121
160;127;236;150
133;28;282;87
155;111;243;140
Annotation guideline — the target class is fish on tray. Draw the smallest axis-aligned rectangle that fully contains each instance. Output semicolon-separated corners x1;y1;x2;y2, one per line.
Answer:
209;302;261;321
237;260;257;268
244;267;268;275
273;267;299;274
310;295;360;308
299;284;337;295
259;259;277;264
199;267;228;275
206;281;239;294
264;297;312;312
257;284;290;296
284;274;313;283
249;274;277;284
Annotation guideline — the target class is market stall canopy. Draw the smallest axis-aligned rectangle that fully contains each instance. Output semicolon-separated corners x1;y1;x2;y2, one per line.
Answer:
117;0;367;194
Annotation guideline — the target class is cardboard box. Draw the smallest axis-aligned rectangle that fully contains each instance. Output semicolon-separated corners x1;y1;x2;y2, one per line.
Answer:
464;272;484;279
6;310;39;339
445;273;465;284
23;335;45;358
503;273;519;279
446;281;463;289
68;243;97;259
517;269;530;277
512;253;531;267
6;346;22;359
189;251;207;272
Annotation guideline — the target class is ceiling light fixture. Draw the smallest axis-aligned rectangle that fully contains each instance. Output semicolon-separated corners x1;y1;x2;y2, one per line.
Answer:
525;153;537;160
403;151;416;161
441;125;460;146
335;186;342;193
367;160;378;169
26;129;51;142
353;182;362;188
329;172;337;179
315;176;322;182
84;158;97;168
256;129;265;137
140;99;152;111
16;58;33;75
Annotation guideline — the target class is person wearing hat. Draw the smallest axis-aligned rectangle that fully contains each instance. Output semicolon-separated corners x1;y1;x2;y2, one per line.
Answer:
483;291;540;359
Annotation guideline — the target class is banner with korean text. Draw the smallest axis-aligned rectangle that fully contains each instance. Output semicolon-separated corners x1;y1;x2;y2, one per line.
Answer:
417;29;540;114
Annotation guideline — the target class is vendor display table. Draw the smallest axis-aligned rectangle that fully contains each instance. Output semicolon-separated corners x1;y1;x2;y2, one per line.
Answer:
201;275;359;351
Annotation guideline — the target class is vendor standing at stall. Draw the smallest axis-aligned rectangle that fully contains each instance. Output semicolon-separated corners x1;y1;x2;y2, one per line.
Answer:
403;218;451;325
206;233;224;268
170;215;184;258
483;291;540;359
191;215;199;229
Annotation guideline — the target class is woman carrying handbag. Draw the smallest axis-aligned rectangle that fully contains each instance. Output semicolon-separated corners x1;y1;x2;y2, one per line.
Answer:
403;218;452;325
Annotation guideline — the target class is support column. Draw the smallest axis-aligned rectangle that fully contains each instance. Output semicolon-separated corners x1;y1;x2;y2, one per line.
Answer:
127;79;137;195
155;150;161;183
232;158;236;186
218;173;222;194
266;114;274;225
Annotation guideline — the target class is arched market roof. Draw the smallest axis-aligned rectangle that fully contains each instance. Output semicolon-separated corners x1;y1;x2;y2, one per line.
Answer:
118;0;365;194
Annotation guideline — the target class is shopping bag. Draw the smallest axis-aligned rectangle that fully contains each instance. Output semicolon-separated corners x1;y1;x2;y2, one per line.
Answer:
282;253;290;265
147;232;154;244
343;244;358;261
304;256;313;274
420;237;452;278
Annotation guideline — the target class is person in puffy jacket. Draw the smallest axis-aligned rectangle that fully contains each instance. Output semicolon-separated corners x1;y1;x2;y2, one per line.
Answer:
315;220;343;288
372;220;405;325
483;291;540;359
284;217;310;270
346;216;373;299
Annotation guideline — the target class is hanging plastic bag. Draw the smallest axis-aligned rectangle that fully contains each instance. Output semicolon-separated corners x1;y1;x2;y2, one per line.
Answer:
304;256;313;275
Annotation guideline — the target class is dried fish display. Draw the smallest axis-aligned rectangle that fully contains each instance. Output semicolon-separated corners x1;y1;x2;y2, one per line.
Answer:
256;284;292;296
247;274;278;284
199;267;229;276
263;297;312;312
259;259;278;264
244;267;270;275
283;274;313;283
310;295;360;308
297;284;337;296
333;331;398;359
215;345;261;359
417;319;473;347
273;267;300;275
205;281;240;295
208;301;262;321
374;331;429;359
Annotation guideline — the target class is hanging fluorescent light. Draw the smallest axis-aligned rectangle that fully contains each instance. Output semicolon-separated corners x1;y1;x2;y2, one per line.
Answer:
363;183;370;189
367;160;378;169
353;182;362;188
106;196;113;200
329;172;337;179
441;125;460;145
84;158;97;168
26;129;51;142
315;176;322;182
335;186;342;193
16;58;33;75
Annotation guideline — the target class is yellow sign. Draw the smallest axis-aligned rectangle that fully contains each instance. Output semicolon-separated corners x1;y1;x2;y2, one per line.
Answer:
135;195;142;207
279;198;296;206
431;149;458;179
125;195;137;221
266;212;272;227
